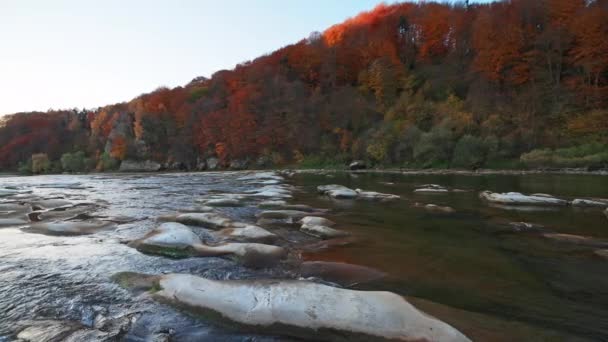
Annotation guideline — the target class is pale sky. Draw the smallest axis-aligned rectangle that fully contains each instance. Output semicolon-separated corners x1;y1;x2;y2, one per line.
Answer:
0;0;492;116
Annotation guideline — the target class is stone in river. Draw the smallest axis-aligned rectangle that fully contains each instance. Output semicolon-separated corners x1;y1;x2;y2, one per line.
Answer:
300;261;386;287
130;222;286;267
355;189;400;201
349;160;367;170
161;212;234;229
257;210;309;220
125;273;471;341
479;191;568;206
542;233;608;248
300;224;350;239
300;216;335;227
571;198;608;207
215;225;278;244
594;249;608;260
200;197;243;207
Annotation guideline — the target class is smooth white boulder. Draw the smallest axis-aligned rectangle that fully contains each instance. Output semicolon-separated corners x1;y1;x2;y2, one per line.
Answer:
479;191;568;206
164;213;234;229
215;225;277;243
300;216;335;227
131;223;285;267
571;199;608;207
300;224;349;239
139;222;202;248
355;189;400;201
153;274;470;341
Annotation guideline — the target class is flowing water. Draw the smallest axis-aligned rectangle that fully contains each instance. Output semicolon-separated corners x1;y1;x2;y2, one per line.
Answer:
0;171;606;341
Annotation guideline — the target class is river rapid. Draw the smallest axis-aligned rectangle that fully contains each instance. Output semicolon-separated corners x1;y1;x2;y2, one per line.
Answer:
0;170;607;341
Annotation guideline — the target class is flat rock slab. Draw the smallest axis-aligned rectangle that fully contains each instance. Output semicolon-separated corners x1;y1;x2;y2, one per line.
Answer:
148;274;470;341
23;221;115;236
480;191;569;206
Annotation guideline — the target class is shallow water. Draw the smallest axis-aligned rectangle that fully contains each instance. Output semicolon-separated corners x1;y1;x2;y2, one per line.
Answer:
0;171;606;340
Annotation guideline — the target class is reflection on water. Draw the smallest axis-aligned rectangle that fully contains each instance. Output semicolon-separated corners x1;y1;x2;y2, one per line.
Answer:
0;171;606;340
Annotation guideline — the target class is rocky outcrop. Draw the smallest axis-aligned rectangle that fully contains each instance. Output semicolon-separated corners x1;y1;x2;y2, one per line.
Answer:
479;191;569;206
119;160;161;172
133;273;470;341
129;223;286;267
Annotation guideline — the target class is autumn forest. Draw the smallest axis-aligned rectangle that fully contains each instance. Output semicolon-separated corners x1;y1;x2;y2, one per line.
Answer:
1;0;607;173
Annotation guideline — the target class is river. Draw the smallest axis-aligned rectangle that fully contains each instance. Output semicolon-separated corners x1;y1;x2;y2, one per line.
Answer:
0;171;606;341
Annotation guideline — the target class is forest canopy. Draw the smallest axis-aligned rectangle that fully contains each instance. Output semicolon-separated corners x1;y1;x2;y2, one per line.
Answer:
1;0;607;173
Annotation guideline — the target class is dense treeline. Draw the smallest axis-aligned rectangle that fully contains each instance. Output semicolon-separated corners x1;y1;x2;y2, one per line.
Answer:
1;0;607;173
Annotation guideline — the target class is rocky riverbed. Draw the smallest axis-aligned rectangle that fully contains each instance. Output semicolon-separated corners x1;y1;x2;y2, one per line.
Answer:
0;171;607;341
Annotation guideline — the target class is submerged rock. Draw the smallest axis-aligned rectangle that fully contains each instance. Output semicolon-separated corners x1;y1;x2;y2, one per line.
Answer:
300;261;386;287
414;184;448;193
317;185;358;199
479;191;568;206
594;249;608;260
419;203;455;214
257;210;309;220
24;221;114;236
119;159;162;172
355;189;400;202
300;224;350;239
199;197;243;207
142;274;470;341
571;198;608;207
258;200;317;212
300;216;335;227
542;233;608;248
161;212;234;229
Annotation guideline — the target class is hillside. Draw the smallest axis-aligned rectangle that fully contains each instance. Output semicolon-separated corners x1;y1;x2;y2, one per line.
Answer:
1;0;607;173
